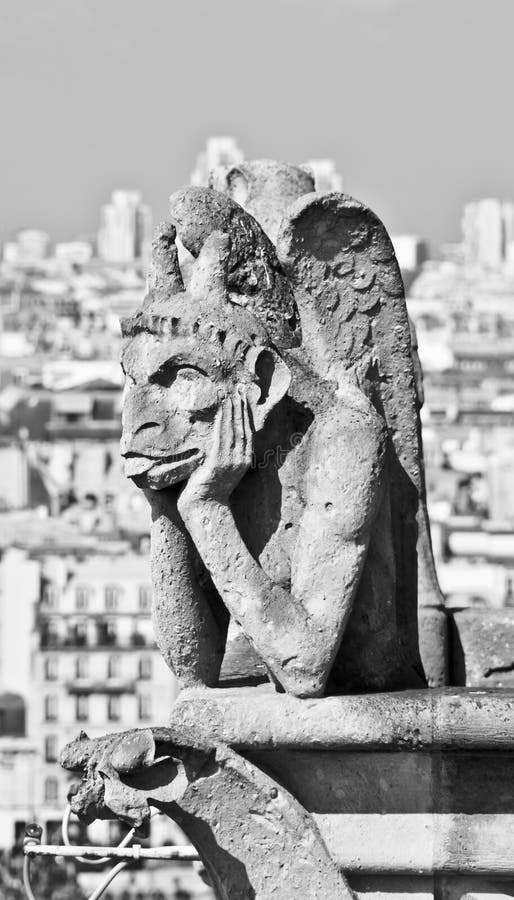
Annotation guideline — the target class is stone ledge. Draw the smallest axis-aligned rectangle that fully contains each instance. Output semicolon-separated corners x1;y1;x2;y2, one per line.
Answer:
451;608;514;687
167;686;514;751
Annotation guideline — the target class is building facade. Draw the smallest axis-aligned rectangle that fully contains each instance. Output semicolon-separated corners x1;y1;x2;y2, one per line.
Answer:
34;550;178;837
0;540;178;847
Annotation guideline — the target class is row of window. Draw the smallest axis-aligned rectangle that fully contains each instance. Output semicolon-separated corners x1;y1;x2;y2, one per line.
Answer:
44;654;152;681
455;358;514;372
40;618;150;649
43;584;152;613
44;693;152;723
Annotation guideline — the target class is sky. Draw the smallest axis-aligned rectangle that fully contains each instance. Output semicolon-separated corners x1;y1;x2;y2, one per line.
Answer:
1;0;513;252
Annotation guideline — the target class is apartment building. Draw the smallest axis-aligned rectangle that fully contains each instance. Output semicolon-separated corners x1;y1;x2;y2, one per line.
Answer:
0;536;179;846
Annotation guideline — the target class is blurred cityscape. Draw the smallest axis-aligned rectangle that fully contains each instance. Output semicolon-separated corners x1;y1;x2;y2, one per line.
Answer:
1;136;514;897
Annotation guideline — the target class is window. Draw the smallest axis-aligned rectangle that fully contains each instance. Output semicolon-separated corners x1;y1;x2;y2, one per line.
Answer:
71;620;88;647
44;656;58;681
138;656;152;681
41;618;59;649
42;584;58;609
107;656;120;679
44;696;57;722
97;619;117;646
44;777;58;805
107;696;120;722
92;398;115;421
45;735;58;763
131;623;145;647
75;585;90;611
75;695;88;722
105;584;122;612
75;655;88;679
138;585;152;612
138;694;152;722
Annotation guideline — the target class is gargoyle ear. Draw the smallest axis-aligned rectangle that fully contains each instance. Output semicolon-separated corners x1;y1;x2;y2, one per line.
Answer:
245;346;291;431
210;165;249;208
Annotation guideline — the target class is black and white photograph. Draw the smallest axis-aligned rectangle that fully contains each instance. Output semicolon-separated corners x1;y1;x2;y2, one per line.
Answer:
1;2;514;898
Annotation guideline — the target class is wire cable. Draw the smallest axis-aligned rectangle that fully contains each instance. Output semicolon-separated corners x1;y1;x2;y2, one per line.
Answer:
61;803;136;866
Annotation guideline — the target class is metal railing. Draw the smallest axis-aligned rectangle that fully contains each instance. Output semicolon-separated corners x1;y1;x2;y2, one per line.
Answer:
23;792;199;900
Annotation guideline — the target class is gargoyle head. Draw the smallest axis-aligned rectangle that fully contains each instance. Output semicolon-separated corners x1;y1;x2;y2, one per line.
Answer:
120;196;295;491
60;729;181;828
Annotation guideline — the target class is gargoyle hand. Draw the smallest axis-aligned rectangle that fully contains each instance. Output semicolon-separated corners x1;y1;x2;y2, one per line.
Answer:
178;387;253;512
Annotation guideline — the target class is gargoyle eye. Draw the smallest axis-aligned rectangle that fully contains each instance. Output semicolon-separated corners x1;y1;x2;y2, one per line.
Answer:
150;363;208;388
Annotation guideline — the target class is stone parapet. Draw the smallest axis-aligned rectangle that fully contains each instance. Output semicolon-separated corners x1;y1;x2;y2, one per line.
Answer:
451;608;514;687
169;687;514;895
62;686;514;898
168;685;514;750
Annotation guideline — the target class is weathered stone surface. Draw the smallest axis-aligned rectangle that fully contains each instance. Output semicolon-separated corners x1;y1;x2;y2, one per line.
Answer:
61;729;352;900
439;882;514;900
451;608;514;687
212;161;444;617
276;191;423;659
169;185;301;350
166;686;514;751
56;162;514;900
209;158;315;243
120;165;430;697
319;813;514;875
60;692;514;884
419;606;449;687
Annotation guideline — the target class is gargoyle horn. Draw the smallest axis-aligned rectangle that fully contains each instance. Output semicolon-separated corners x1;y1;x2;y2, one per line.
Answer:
144;222;184;310
189;230;231;304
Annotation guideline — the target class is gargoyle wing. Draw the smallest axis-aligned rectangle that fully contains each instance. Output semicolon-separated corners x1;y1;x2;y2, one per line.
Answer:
276;192;423;616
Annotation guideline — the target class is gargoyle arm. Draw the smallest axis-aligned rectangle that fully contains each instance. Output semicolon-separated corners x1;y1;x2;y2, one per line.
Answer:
148;488;229;688
180;406;387;698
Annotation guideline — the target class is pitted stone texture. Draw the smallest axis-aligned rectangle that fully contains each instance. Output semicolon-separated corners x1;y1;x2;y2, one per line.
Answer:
451;608;514;687
277;193;422;638
209;159;315;243
211;162;444;616
418;606;448;687
61;691;514;886
167;686;514;751
61;728;352;900
121;171;428;698
60;729;158;826
169;186;301;350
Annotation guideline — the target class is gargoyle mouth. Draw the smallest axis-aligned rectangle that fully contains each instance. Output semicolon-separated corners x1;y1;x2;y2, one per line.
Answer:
124;448;201;478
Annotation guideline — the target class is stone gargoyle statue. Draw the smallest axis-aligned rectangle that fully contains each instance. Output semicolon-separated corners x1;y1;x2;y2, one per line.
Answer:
61;163;441;899
118;162;429;699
